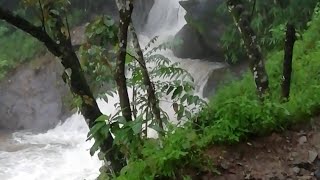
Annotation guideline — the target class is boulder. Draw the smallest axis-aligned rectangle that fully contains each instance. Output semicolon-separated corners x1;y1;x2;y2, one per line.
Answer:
176;0;231;59
0;54;72;132
173;24;214;59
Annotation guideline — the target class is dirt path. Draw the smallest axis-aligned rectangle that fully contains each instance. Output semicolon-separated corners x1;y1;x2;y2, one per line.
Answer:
198;116;320;180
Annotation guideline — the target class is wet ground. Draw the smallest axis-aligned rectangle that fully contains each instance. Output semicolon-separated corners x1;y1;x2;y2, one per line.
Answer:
199;116;320;180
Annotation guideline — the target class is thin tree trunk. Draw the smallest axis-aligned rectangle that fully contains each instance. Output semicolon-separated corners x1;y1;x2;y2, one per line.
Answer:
281;23;296;100
115;0;133;122
0;6;125;173
129;23;164;131
227;0;269;98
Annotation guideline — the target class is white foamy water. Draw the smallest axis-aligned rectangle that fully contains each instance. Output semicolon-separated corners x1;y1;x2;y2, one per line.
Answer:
0;114;102;180
0;0;224;179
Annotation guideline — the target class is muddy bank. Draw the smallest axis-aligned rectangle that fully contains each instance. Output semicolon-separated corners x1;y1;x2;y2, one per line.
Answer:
189;116;320;180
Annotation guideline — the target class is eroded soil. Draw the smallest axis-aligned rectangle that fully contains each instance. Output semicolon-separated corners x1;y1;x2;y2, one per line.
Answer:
198;117;320;180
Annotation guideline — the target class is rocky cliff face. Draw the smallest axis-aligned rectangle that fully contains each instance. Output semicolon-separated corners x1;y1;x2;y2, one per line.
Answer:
0;54;71;131
173;0;231;60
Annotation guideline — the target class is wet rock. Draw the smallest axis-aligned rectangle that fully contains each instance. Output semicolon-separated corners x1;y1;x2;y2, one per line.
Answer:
308;150;318;163
172;24;215;59
314;169;320;179
179;0;230;59
300;168;312;176
0;54;71;131
292;167;301;174
299;136;308;144
220;160;231;170
291;152;299;158
299;175;313;180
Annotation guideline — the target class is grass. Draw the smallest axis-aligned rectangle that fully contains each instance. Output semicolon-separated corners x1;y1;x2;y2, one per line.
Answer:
0;27;44;80
116;6;320;180
0;7;87;81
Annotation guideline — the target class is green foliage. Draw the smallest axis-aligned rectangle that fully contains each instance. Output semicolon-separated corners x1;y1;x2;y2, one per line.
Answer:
87;114;111;156
84;19;207;178
116;4;320;179
219;0;318;63
0;0;91;81
79;15;118;96
199;4;320;143
0;25;43;80
126;37;206;135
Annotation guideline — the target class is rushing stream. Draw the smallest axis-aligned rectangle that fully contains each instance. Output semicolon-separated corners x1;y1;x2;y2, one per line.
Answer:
0;0;223;179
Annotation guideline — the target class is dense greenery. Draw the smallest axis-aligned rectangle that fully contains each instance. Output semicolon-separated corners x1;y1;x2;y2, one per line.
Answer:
1;0;320;179
0;0;100;80
0;23;44;79
219;0;318;63
116;4;320;179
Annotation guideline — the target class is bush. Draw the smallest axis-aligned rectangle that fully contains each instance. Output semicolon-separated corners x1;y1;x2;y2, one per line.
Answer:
0;26;43;80
219;0;318;63
116;5;320;179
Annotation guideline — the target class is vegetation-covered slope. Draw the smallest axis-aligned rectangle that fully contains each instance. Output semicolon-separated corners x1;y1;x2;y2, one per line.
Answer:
117;4;320;179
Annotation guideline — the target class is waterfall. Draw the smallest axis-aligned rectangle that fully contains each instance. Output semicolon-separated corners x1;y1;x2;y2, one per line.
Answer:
0;1;224;179
143;0;186;37
141;0;225;96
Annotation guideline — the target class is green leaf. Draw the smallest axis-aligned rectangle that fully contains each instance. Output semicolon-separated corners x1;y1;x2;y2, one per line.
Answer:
87;122;106;141
115;116;127;124
104;18;115;27
187;96;193;105
172;86;183;99
95;26;105;34
161;84;169;92
131;121;143;135
166;86;174;95
90;137;104;156
106;91;114;97
148;124;164;133
180;94;188;103
96;115;109;122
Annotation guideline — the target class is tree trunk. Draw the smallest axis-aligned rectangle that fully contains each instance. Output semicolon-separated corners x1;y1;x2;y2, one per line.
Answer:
281;23;296;100
129;23;164;131
227;0;269;98
0;6;125;173
115;0;133;122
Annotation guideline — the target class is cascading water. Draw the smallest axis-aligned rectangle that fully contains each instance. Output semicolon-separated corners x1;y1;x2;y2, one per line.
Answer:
141;0;225;96
143;0;186;37
0;0;224;179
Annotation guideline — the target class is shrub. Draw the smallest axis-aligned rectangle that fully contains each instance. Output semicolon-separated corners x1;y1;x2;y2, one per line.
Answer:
116;5;320;179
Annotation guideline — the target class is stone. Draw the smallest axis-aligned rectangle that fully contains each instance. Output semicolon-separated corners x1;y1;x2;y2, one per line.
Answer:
291;152;299;157
292;167;300;174
314;169;320;179
308;150;318;163
220;160;231;170
172;24;215;59
299;136;308;144
299;176;313;180
179;0;229;54
0;54;71;132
